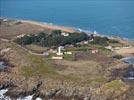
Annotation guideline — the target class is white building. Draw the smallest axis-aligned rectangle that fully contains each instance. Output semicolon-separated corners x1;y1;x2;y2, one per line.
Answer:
64;51;72;55
91;49;98;54
17;34;25;38
84;41;89;44
51;56;63;60
61;32;69;37
56;46;63;56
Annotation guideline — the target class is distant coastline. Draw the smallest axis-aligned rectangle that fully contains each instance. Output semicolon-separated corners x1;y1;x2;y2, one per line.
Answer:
17;19;134;42
20;19;76;33
0;17;134;43
1;0;134;39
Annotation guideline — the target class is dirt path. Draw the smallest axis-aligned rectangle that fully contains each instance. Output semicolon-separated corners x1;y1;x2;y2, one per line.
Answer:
16;44;46;56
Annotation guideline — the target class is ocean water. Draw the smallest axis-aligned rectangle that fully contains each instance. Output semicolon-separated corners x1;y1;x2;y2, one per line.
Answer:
0;0;134;39
121;57;134;65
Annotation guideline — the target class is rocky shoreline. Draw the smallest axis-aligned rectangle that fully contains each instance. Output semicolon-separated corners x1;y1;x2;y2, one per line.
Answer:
0;80;91;100
0;60;133;100
0;57;13;72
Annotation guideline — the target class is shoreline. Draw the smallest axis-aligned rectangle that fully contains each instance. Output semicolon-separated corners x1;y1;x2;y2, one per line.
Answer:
19;20;134;57
1;18;134;56
0;17;76;33
1;17;134;42
20;20;76;33
18;19;134;42
20;19;134;40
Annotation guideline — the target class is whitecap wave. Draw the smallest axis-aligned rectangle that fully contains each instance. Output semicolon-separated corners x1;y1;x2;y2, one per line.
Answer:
0;89;11;100
0;89;43;100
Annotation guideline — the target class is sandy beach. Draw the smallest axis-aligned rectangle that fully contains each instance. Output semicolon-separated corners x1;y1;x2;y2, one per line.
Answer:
21;20;75;33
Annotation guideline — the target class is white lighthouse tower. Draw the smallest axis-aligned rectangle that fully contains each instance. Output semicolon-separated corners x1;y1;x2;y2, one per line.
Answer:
56;46;63;56
94;30;97;35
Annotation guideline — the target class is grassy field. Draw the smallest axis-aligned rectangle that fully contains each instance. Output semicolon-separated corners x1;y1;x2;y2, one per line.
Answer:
25;44;48;53
63;53;74;61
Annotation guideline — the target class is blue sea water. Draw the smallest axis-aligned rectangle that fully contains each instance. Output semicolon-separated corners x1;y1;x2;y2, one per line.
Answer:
122;57;134;65
0;0;134;39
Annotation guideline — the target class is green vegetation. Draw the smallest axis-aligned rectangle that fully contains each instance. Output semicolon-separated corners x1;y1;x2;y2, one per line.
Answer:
90;36;109;46
112;55;123;59
51;30;62;37
98;46;112;56
89;36;119;46
21;66;36;77
21;54;60;78
109;39;119;44
63;74;81;81
94;80;128;99
15;30;89;47
14;30;121;53
87;76;107;85
25;44;48;53
104;80;126;91
66;46;91;51
63;54;74;61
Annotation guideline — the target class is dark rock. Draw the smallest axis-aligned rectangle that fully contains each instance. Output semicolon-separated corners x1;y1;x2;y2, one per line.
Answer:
0;81;14;90
47;88;61;99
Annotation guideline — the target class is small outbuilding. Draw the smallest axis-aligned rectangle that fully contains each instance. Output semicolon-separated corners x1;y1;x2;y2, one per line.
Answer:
51;56;63;60
64;51;72;55
91;49;98;54
61;32;69;37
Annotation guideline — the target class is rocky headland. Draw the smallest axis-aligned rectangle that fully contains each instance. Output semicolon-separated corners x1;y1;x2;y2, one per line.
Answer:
0;18;134;100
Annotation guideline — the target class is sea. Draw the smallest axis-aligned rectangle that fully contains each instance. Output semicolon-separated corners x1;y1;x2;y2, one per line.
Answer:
121;57;134;65
0;0;134;39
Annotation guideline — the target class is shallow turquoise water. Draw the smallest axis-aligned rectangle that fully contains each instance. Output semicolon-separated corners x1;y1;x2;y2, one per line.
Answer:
0;0;134;39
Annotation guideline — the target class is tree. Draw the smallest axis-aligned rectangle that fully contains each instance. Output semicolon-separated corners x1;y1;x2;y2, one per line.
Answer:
90;36;109;46
15;32;89;47
51;30;62;37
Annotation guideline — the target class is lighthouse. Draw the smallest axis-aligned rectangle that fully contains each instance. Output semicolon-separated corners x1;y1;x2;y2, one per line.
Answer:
94;30;97;35
56;46;63;56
